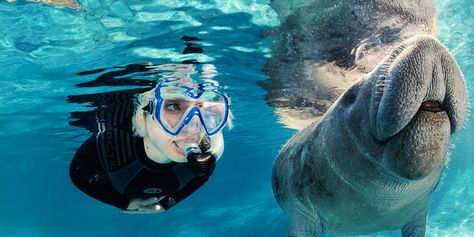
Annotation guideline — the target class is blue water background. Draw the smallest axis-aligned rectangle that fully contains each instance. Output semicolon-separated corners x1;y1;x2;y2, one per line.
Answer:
0;0;472;236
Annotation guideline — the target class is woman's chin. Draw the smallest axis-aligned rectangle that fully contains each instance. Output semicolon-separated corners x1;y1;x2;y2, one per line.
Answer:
170;156;188;163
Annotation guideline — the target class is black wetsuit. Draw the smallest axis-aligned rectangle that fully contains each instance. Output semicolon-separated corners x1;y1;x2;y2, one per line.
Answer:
69;97;212;210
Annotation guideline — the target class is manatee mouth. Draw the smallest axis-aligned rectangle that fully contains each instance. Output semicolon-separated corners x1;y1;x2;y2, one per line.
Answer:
420;101;444;113
372;89;460;142
372;84;460;142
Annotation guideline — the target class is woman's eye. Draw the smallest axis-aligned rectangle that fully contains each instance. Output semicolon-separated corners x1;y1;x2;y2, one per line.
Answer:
206;105;221;115
165;103;181;112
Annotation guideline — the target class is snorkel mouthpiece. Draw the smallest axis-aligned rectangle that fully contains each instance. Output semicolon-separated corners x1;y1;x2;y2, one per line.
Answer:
176;141;202;156
176;139;216;177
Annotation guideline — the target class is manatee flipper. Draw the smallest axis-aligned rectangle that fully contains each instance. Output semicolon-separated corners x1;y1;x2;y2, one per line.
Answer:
401;208;428;237
287;201;322;237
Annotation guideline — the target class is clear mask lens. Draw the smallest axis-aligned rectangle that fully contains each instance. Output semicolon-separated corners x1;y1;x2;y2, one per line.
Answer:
154;85;229;136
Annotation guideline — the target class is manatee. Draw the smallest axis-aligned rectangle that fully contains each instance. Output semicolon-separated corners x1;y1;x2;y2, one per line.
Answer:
266;1;468;236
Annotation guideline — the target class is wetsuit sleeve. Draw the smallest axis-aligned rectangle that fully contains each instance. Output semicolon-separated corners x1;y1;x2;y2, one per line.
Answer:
157;175;210;210
69;136;130;210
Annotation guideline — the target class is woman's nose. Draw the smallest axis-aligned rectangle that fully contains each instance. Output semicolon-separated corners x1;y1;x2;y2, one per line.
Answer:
181;116;203;134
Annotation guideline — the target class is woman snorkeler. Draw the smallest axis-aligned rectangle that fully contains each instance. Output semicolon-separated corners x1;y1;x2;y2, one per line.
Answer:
69;79;231;214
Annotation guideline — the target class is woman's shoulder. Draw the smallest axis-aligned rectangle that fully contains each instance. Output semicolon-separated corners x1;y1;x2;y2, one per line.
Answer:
95;95;147;172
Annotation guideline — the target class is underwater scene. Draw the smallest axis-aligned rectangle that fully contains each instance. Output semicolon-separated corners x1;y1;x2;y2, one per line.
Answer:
0;0;472;236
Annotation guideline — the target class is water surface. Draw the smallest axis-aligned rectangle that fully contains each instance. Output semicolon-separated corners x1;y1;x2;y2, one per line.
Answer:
0;0;472;236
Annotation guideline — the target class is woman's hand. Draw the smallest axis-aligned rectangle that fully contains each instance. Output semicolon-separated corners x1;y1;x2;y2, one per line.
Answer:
122;197;165;214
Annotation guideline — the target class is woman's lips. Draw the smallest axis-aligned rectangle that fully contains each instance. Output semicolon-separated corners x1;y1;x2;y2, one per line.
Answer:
172;141;185;155
172;138;201;155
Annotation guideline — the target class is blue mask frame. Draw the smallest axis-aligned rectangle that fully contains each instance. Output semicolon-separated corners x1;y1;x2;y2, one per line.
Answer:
152;82;229;136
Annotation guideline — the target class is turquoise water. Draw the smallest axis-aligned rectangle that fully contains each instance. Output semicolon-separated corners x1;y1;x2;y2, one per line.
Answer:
0;0;472;236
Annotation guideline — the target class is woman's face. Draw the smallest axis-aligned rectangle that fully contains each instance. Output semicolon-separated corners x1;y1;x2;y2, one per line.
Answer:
145;99;204;163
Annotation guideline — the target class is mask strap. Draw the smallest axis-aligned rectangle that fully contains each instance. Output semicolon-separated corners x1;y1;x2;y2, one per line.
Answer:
142;100;154;115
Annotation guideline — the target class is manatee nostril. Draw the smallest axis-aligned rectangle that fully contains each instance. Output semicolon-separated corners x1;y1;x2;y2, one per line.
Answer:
420;101;444;112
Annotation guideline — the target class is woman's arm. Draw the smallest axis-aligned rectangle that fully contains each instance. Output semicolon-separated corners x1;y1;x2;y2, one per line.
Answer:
157;175;210;210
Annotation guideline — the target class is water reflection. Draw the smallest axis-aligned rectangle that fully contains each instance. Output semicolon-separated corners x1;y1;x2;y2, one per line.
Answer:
6;0;80;10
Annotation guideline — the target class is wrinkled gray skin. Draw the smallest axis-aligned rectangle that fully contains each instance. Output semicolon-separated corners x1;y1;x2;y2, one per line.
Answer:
268;1;468;236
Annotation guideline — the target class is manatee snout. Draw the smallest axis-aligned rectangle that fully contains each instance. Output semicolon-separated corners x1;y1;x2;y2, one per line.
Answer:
371;36;467;142
369;36;468;180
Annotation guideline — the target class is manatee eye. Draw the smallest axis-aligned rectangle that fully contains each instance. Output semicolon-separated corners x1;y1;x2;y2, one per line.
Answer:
341;86;358;107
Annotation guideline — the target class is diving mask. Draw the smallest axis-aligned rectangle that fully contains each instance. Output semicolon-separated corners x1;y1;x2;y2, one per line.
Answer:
150;82;229;136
